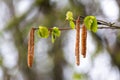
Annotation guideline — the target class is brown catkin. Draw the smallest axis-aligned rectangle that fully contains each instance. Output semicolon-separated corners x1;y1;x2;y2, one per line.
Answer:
28;28;35;68
81;24;87;58
75;17;80;65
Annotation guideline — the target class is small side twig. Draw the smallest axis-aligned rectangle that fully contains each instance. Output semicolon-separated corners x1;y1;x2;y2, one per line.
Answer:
98;26;120;29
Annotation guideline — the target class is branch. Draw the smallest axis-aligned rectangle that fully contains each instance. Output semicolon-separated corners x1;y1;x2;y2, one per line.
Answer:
34;26;120;31
34;16;120;30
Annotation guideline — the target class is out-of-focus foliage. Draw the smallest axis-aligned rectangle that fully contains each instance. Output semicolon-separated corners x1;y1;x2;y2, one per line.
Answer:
73;73;82;80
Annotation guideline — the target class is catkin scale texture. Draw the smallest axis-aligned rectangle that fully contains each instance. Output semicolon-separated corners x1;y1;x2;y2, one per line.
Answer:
28;28;35;68
75;17;80;65
81;24;87;58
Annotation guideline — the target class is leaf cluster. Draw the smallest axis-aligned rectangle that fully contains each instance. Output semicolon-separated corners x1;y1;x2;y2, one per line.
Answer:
66;11;75;29
66;11;98;32
84;16;98;32
37;26;61;43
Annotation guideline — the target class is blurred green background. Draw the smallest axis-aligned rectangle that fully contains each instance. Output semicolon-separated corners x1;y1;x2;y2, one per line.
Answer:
0;0;120;80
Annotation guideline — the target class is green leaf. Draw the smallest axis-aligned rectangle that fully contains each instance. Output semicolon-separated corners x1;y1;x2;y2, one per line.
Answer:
91;17;98;32
51;27;61;43
52;27;61;37
69;20;75;29
37;26;49;38
52;34;56;43
66;11;73;21
84;16;98;32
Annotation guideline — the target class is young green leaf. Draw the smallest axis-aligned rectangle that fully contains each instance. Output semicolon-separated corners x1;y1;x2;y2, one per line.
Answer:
66;11;73;21
84;16;93;30
37;26;49;38
91;17;98;32
51;27;61;43
69;20;75;29
52;34;56;43
84;16;98;32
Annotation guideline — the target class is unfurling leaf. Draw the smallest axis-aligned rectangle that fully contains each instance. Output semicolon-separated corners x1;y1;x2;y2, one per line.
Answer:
66;11;73;21
38;26;49;38
69;21;75;29
51;27;61;43
91;17;98;32
52;34;56;43
84;16;98;32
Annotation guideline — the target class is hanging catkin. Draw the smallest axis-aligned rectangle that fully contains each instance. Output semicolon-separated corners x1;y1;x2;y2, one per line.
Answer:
81;24;87;58
75;17;80;65
28;28;35;68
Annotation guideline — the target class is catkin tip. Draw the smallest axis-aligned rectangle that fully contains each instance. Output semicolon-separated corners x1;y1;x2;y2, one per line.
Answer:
28;54;33;68
76;55;80;66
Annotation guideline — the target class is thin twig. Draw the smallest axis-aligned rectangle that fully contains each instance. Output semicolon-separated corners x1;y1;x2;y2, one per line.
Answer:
98;26;120;29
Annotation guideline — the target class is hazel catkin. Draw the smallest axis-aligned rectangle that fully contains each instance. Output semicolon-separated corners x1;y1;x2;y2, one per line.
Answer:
81;24;87;58
75;17;80;65
28;28;35;68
